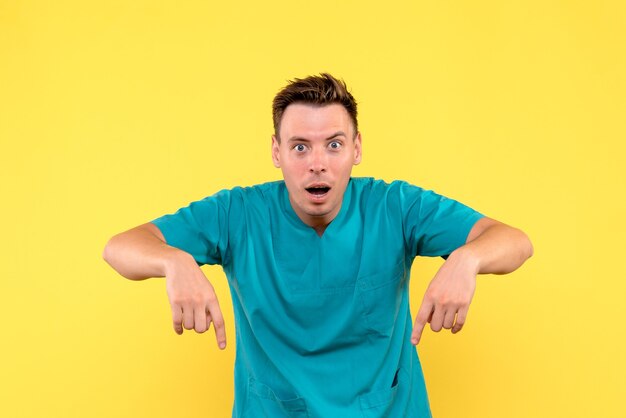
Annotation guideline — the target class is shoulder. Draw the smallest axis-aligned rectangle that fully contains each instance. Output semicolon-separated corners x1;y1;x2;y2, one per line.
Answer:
349;178;428;218
350;177;426;200
208;180;284;201
208;181;285;217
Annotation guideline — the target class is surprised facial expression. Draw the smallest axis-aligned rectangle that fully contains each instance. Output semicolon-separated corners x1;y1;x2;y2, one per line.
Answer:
272;103;362;231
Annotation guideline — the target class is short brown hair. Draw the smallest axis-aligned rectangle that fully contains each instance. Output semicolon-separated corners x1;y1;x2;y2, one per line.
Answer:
272;73;358;140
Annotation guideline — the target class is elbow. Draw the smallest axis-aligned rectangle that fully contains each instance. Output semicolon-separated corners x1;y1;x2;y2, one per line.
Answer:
102;236;116;266
102;238;110;262
101;231;155;281
102;234;124;272
522;230;534;260
102;237;135;280
509;227;534;269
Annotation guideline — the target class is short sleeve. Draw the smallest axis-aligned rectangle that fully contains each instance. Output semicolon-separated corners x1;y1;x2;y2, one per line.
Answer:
400;182;485;258
150;190;231;266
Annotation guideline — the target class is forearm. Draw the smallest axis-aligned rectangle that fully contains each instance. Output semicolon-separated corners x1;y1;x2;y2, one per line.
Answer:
102;223;192;280
451;224;534;275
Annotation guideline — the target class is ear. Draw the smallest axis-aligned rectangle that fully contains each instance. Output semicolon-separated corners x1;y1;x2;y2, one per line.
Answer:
271;134;281;168
353;132;362;165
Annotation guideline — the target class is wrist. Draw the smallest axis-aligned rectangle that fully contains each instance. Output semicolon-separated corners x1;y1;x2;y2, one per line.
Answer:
161;246;194;276
449;245;481;275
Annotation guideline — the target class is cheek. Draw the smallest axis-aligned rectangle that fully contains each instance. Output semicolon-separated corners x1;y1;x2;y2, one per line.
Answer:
283;158;306;173
280;160;305;183
338;157;355;173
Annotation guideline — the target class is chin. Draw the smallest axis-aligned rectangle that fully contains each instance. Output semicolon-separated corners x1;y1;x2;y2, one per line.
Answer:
306;205;336;218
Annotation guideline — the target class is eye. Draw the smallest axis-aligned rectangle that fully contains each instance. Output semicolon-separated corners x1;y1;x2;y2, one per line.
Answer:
329;141;342;150
294;144;306;152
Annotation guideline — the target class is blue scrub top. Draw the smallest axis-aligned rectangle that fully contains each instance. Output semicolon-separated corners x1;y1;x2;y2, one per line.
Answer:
151;177;484;418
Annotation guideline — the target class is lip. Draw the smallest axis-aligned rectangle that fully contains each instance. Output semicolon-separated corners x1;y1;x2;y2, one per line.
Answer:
305;182;331;189
304;182;331;203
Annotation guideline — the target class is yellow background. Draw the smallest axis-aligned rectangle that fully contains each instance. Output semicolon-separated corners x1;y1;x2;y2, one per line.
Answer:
1;1;624;417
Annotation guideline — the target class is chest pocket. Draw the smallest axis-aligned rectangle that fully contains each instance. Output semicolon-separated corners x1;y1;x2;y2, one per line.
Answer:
357;260;406;337
244;377;310;418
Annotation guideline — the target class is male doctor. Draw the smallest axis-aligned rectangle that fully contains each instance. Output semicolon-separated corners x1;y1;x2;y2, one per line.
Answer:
103;73;533;417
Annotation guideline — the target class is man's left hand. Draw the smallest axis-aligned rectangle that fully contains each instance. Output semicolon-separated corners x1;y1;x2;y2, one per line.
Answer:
411;248;480;345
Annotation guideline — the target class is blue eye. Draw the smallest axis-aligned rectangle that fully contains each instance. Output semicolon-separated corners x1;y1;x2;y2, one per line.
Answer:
329;141;341;149
294;144;306;152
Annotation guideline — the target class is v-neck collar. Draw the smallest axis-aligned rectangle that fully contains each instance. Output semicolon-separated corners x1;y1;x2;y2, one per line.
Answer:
279;178;353;239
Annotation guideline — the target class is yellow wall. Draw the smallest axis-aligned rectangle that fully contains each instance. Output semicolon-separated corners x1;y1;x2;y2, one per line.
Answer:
1;1;624;417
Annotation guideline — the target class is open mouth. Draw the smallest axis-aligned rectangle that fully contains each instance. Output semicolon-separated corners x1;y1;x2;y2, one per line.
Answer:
305;186;331;196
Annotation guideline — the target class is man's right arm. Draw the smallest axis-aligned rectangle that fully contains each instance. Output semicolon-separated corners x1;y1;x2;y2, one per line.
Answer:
102;223;227;349
102;222;186;280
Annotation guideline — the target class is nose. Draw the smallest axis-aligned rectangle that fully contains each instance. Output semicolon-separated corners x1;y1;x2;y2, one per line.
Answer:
308;147;327;174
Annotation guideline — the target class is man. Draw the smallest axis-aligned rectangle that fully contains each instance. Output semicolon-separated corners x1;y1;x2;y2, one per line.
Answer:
103;73;533;417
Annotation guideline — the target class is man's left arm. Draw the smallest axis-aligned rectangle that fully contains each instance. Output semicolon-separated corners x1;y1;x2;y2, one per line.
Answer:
411;217;534;345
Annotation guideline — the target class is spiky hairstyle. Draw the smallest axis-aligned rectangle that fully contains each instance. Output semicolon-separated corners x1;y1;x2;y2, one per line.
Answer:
272;73;358;140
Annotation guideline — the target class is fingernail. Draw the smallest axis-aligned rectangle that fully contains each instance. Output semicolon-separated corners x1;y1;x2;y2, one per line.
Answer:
219;342;226;349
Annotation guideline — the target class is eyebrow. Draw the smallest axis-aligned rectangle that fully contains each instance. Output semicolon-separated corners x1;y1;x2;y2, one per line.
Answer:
286;131;347;143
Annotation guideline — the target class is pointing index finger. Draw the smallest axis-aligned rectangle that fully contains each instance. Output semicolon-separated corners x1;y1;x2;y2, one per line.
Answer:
206;298;227;350
411;299;434;345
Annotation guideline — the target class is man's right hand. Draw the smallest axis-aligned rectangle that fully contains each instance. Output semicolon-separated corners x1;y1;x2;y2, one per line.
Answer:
164;253;227;349
103;222;226;350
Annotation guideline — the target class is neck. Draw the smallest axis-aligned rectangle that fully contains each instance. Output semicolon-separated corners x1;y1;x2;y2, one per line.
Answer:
313;224;328;237
287;195;339;236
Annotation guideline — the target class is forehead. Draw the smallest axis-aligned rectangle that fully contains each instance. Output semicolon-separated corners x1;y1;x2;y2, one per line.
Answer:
279;103;353;140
